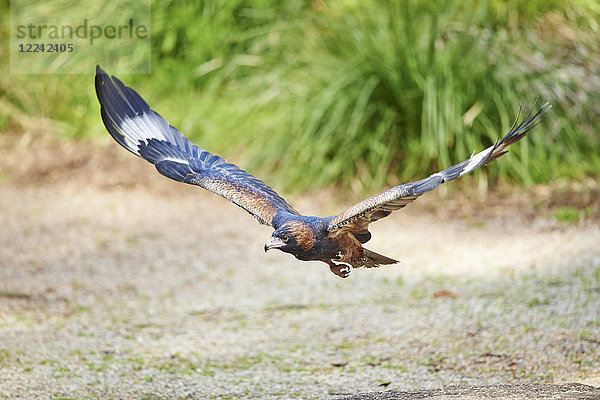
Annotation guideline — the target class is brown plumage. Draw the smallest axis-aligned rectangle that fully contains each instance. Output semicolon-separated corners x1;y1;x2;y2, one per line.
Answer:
95;65;550;278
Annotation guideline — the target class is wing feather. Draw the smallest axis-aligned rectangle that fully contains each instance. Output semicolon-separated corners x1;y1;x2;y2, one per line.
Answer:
95;65;300;227
328;102;551;235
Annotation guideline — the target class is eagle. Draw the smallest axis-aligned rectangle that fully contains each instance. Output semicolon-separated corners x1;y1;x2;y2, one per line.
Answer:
95;66;550;278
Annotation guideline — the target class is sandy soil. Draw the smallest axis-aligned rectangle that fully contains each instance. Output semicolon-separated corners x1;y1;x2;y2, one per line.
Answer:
0;138;598;399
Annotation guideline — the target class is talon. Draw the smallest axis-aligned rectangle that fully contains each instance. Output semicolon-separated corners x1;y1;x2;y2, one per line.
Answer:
339;266;351;278
329;260;352;278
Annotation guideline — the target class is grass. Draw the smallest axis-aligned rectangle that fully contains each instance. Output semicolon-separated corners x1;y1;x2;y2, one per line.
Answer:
1;0;599;192
553;205;594;224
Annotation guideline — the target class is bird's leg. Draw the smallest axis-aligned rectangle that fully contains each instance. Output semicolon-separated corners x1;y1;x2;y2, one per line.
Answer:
328;259;352;278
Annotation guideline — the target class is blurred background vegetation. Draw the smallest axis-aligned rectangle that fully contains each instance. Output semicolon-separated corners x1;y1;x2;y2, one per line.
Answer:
0;0;598;193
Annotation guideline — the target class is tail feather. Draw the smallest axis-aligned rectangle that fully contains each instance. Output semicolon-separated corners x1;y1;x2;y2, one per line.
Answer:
363;248;399;268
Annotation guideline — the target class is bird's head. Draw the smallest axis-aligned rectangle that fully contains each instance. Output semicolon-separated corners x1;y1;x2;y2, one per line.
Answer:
264;221;314;255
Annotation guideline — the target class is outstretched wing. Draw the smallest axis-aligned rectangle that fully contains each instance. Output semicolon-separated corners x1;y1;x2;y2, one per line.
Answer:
328;102;551;238
95;65;300;227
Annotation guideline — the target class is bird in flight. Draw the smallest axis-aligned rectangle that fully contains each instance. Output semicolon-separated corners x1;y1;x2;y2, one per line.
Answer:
95;65;550;278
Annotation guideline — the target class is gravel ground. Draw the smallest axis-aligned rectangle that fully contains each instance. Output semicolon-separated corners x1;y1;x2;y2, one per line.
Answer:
0;141;599;399
342;383;600;399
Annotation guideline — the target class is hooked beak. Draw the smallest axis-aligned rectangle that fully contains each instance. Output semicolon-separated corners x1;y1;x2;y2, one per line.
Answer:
264;236;286;252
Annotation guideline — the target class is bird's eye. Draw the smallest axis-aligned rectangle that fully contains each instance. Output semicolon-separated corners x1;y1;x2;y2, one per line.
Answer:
281;235;289;242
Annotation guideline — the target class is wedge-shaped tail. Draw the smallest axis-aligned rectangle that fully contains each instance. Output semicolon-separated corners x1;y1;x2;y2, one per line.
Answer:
363;248;399;268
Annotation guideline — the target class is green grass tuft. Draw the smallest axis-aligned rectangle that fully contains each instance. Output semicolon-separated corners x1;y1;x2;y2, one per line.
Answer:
553;206;584;224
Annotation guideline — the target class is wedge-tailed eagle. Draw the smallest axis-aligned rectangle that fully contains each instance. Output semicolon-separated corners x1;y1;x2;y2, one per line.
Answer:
95;66;550;278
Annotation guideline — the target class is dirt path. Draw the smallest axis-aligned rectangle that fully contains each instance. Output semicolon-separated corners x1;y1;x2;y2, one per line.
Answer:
0;142;599;399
